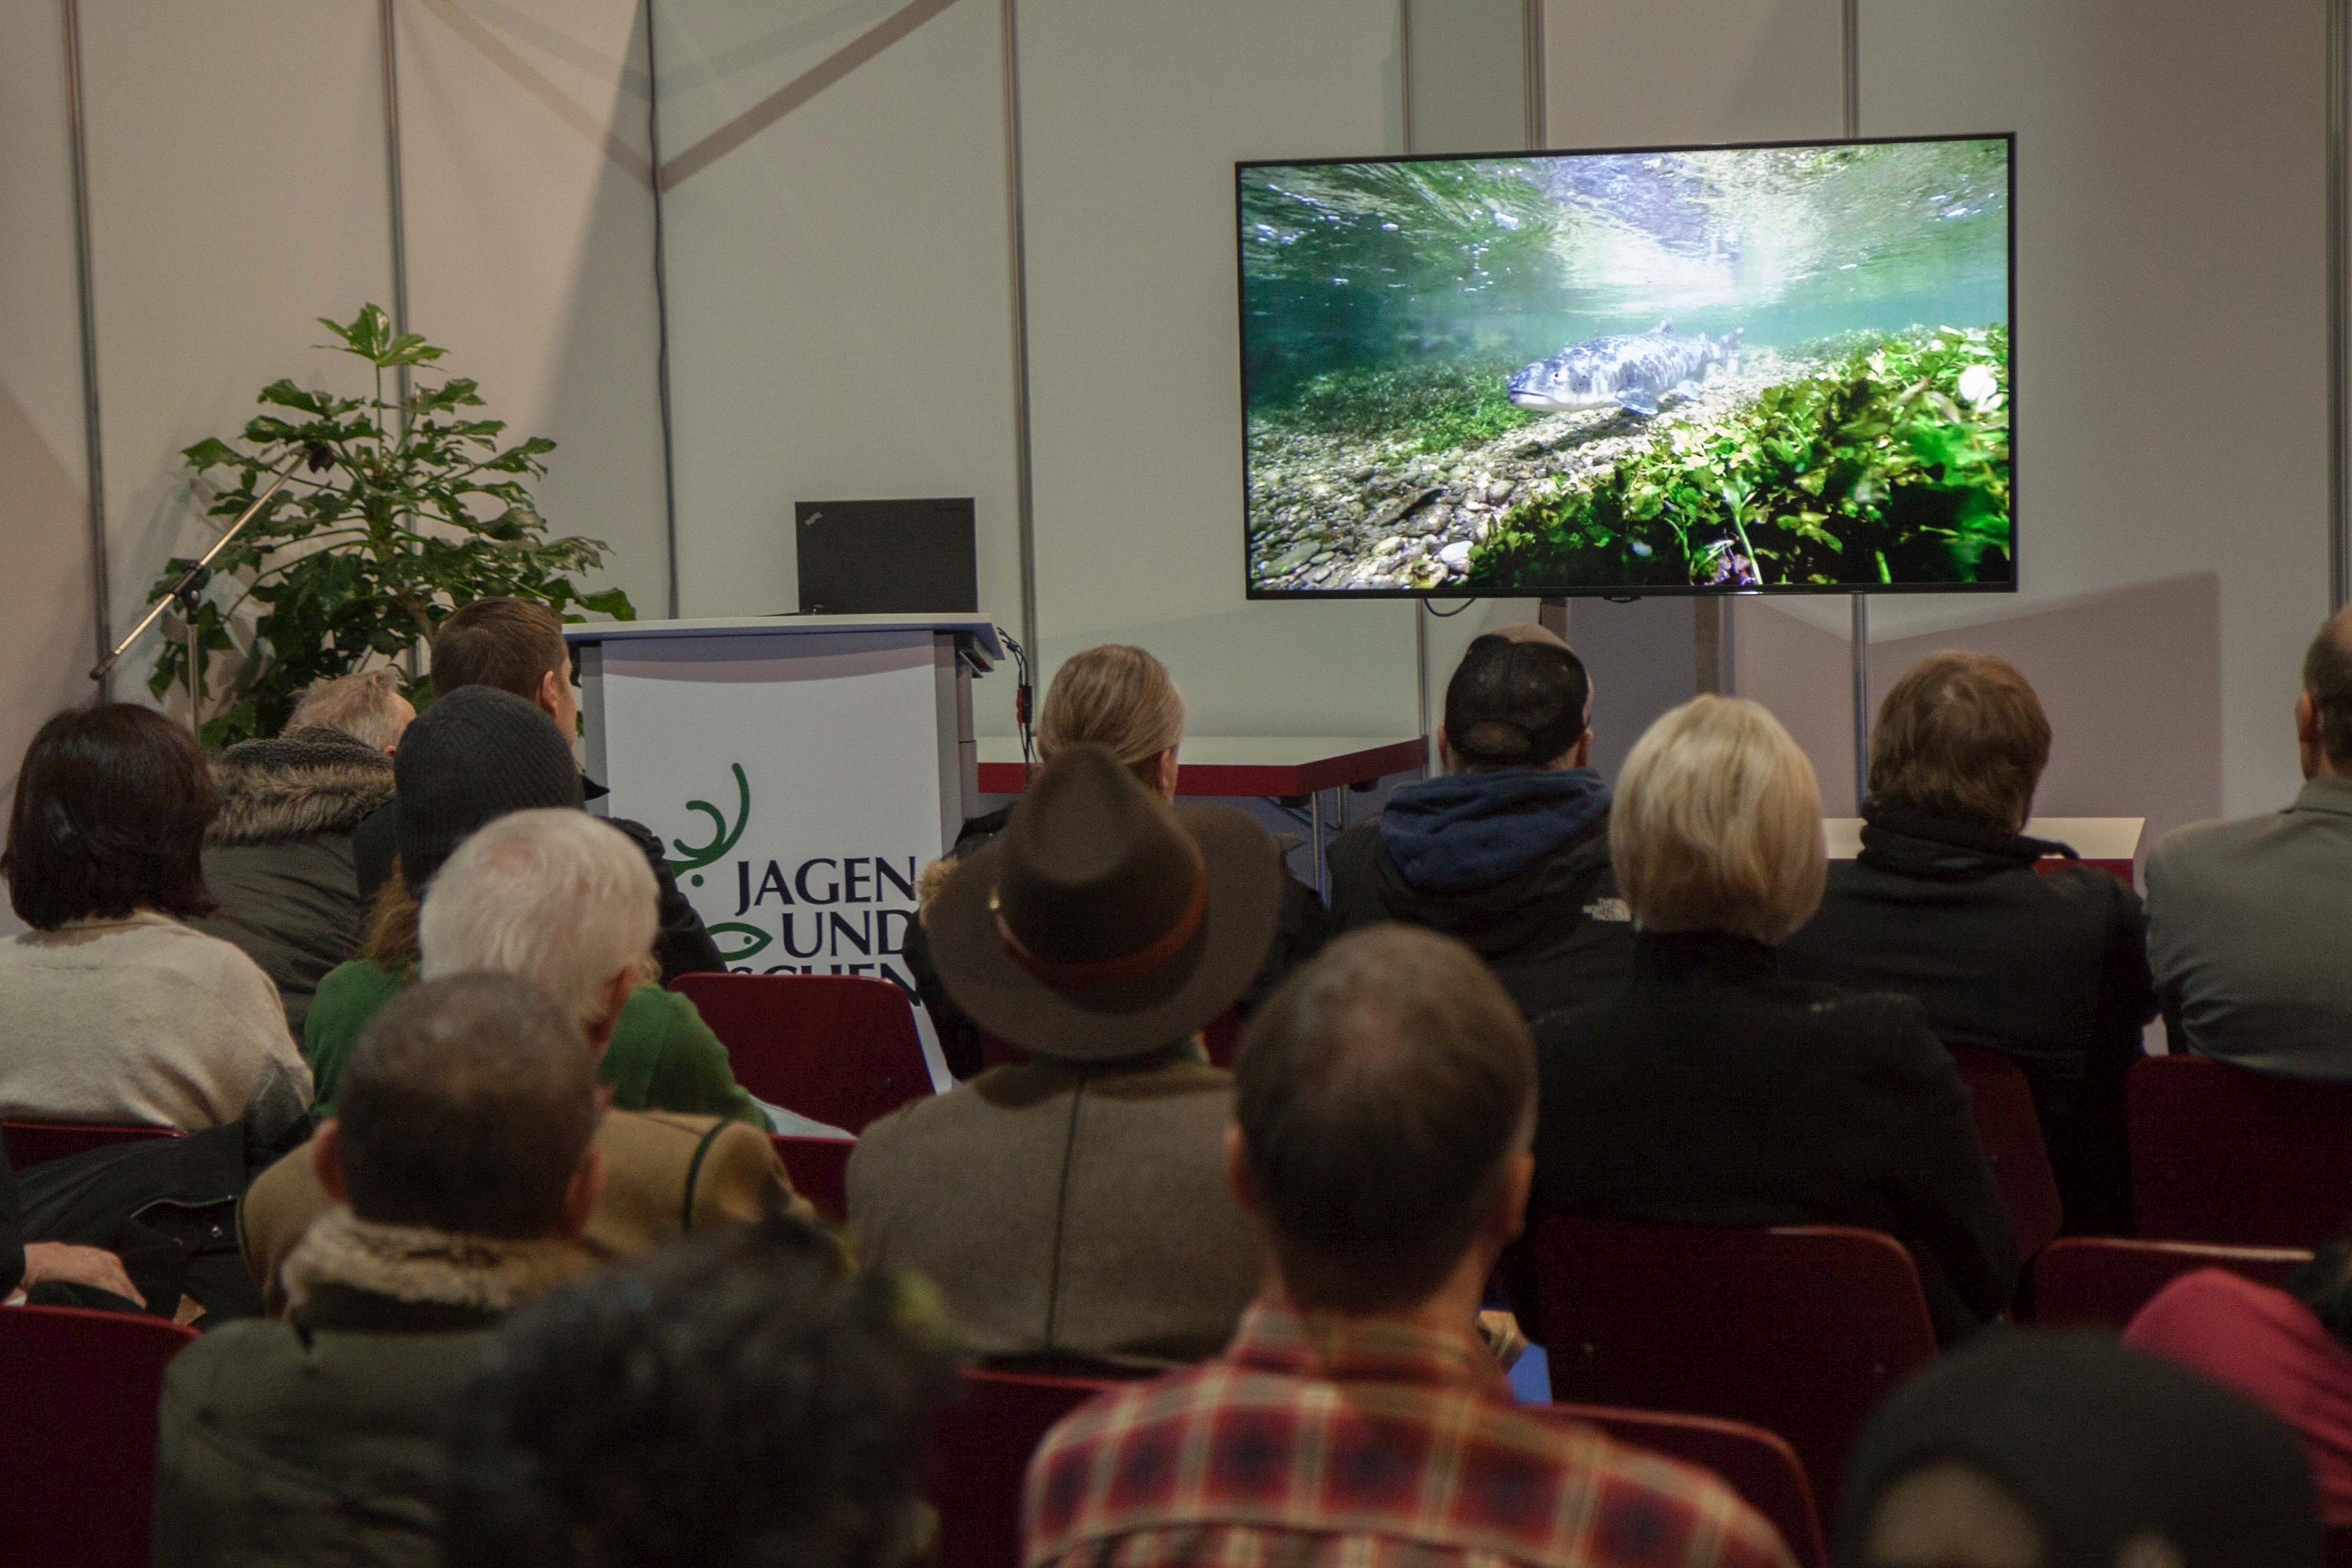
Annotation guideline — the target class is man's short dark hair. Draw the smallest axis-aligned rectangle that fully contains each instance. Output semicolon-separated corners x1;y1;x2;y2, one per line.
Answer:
2307;609;2352;766
432;598;569;704
1233;926;1536;1314
1444;634;1592;769
337;973;600;1238
2;704;217;930
444;1215;956;1568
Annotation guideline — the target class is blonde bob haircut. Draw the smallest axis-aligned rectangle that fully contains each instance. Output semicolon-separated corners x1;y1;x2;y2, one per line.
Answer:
1037;645;1186;789
1611;695;1825;946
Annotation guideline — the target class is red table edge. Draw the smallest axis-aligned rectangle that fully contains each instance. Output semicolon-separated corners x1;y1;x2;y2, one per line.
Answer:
976;737;1428;799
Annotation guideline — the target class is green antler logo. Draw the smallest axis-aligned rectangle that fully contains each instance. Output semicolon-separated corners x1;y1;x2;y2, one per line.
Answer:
666;764;769;963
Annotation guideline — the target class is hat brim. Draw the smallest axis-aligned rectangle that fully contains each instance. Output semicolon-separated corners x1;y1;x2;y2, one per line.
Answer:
924;804;1285;1062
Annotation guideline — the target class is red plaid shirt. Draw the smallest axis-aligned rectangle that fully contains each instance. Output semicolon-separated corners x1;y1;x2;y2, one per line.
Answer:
1023;1306;1796;1568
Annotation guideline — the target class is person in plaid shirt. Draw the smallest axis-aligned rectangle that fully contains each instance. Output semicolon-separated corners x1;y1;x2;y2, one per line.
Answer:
1023;926;1796;1568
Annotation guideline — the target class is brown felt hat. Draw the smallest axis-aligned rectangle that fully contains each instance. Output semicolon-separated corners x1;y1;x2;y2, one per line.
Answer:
926;744;1283;1062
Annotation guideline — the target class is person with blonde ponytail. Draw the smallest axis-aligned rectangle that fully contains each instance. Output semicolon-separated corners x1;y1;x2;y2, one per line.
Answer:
905;645;1328;1077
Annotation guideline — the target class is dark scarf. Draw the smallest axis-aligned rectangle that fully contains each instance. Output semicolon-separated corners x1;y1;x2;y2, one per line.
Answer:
1857;805;2076;881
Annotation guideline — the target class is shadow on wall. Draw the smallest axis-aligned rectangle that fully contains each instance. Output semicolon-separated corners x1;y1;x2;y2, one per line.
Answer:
1737;574;2226;852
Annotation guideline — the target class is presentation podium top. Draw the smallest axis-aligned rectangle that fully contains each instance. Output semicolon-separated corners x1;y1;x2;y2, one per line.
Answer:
562;612;1005;671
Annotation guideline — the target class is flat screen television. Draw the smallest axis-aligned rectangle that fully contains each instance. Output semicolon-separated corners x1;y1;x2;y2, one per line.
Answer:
1237;134;2013;598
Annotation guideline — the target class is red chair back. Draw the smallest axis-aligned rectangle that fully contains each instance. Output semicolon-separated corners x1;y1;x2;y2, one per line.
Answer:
1;1120;180;1170
1533;1215;1937;1508
2130;1055;2352;1246
2025;1236;2313;1329
670;973;932;1135
0;1304;197;1567
1535;1403;1828;1568
1947;1044;2064;1261
770;1134;854;1225
931;1366;1119;1568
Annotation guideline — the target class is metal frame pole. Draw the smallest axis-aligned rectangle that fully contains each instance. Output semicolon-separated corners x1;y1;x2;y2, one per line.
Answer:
378;0;412;422
60;0;112;697
1523;0;1546;148
1842;0;1869;807
1000;0;1040;675
647;0;683;618
2331;0;2351;610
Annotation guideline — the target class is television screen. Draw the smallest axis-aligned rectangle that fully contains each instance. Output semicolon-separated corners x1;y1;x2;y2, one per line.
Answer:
1238;135;2013;597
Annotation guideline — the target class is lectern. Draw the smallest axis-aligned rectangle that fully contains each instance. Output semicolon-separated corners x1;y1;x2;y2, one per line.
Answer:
564;614;1005;1085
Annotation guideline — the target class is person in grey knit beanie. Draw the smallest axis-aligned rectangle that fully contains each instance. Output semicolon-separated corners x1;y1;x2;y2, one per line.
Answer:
393;687;585;895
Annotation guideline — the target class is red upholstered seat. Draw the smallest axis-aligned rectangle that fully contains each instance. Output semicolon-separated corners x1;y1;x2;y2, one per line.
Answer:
1947;1043;2064;1262
2025;1236;2312;1329
1533;1403;1828;1568
2130;1054;2352;1247
0;1303;197;1567
1;1120;180;1169
1532;1215;1938;1508
670;972;931;1135
769;1133;854;1225
931;1366;1119;1568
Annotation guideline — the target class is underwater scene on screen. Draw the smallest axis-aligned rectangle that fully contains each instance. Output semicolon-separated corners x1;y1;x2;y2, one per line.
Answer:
1239;138;2011;595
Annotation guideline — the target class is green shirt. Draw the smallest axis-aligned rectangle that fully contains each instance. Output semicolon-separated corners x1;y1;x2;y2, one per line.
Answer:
304;959;769;1130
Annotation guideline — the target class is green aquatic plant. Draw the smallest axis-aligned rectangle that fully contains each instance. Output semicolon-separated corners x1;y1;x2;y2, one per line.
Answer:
1466;324;2010;591
1254;358;1545;454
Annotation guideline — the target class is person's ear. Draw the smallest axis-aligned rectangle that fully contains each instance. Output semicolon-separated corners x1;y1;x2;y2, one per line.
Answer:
1570;730;1592;769
1223;1123;1259;1215
1491;1149;1534;1245
1436;723;1454;774
583;967;636;1060
536;667;566;725
556;1145;608;1240
2299;690;2322;747
1155;747;1181;800
313;1120;350;1204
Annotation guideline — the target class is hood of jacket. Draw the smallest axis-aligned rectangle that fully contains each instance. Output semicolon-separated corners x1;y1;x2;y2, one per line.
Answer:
208;726;394;846
280;1206;599;1324
1858;806;2077;882
1379;766;1614;893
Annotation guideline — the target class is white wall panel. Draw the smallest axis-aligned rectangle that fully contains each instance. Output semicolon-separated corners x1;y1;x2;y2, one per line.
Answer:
398;0;670;619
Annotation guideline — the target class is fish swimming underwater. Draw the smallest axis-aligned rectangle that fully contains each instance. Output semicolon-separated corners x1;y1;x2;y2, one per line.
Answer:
1507;321;1743;417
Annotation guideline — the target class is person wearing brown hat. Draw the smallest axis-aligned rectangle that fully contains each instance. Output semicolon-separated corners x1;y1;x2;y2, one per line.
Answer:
846;744;1283;1370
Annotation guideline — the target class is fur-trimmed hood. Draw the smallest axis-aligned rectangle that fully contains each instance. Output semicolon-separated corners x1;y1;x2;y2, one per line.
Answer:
208;726;394;845
281;1206;597;1317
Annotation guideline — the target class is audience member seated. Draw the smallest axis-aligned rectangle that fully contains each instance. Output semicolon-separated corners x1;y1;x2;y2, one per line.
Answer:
1528;696;2014;1344
442;1212;954;1568
352;596;722;981
1326;626;1634;1018
191;669;409;1035
2148;605;2352;1079
850;744;1276;1369
0;1123;138;1306
0;704;312;1129
246;807;801;1314
307;690;764;1126
1839;1332;2320;1568
153;974;604;1566
907;643;1328;1077
1026;924;1796;1568
1781;652;2155;1233
2124;1246;2352;1526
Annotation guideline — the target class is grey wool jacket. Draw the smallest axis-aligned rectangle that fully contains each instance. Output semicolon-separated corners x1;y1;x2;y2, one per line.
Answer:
2146;776;2352;1081
846;1046;1264;1371
192;727;395;1035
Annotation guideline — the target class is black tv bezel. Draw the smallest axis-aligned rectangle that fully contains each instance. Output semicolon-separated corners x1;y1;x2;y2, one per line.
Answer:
1234;130;2018;602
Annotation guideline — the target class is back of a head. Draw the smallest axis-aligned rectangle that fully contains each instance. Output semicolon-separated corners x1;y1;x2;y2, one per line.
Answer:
393;686;585;895
1233;924;1535;1314
336;973;599;1238
431;597;568;703
1840;1331;2321;1568
1038;645;1186;785
1445;633;1592;770
2;703;217;930
289;668;412;752
2305;607;2352;769
444;1214;957;1568
420;808;656;1025
1867;651;2050;833
1611;695;1825;946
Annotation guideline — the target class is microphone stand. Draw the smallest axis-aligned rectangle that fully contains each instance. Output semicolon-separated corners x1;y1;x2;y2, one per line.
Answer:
90;443;328;734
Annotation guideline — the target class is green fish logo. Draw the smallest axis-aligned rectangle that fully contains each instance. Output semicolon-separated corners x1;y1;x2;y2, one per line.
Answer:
668;764;765;962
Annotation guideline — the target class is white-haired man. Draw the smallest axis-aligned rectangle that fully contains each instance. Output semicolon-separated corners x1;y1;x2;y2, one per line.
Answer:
195;670;415;1032
241;808;809;1315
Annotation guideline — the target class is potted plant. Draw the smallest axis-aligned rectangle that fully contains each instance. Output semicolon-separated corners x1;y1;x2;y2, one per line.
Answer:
149;304;634;747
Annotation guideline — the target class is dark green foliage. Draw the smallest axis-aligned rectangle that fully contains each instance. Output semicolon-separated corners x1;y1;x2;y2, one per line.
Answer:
1465;325;2010;592
1254;358;1545;454
149;305;633;748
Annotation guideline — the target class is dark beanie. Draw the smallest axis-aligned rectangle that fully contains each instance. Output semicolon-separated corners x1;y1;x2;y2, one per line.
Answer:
394;686;584;893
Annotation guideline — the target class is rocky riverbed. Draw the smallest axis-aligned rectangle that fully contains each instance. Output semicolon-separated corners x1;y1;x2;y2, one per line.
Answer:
1246;347;1827;593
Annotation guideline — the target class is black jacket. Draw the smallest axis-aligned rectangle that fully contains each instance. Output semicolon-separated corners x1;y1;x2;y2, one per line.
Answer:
351;777;724;984
1324;808;1634;1020
1779;810;2157;1235
1529;930;2017;1344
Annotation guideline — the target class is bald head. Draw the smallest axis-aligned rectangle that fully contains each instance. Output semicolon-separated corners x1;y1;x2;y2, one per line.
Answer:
336;973;602;1238
2304;608;2352;771
1232;926;1534;1314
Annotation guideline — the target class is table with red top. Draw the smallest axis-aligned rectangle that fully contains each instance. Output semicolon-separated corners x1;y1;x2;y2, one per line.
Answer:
1824;816;2145;886
978;735;1429;892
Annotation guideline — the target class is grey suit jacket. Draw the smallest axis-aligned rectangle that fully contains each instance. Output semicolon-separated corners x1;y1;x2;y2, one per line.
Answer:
2146;776;2352;1079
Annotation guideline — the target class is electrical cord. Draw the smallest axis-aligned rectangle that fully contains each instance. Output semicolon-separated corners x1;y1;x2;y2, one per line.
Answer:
1423;597;1480;618
1000;631;1036;780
